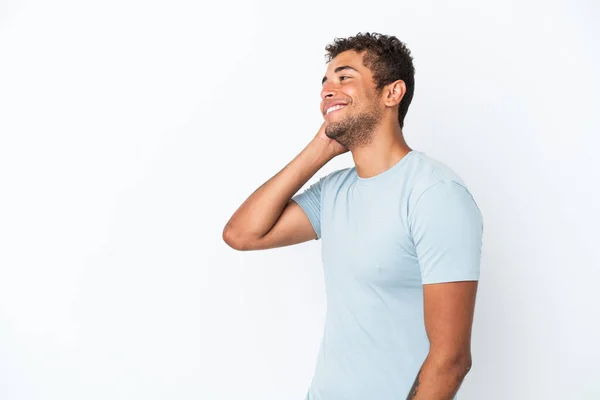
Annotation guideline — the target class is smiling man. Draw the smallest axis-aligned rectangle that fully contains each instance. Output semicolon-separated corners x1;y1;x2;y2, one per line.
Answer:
223;32;483;400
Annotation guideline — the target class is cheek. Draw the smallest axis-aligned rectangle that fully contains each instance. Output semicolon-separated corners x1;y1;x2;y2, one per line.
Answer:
349;87;372;105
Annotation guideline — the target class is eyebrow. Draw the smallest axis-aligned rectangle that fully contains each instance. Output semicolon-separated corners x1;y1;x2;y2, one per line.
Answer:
322;65;359;85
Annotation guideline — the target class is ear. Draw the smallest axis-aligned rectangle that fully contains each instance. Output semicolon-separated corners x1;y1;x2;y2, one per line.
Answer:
383;80;406;107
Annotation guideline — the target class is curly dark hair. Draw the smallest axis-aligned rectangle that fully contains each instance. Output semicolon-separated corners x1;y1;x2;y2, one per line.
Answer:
325;32;415;129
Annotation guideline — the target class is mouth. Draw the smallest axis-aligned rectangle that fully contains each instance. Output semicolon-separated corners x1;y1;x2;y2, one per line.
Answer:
325;104;348;117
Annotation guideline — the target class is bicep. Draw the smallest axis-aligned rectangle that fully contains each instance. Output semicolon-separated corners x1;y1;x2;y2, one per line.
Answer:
423;281;478;357
410;181;482;356
410;181;483;284
241;200;317;250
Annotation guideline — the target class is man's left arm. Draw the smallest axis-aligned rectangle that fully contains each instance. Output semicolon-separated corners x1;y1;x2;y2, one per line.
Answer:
406;280;478;399
406;180;483;399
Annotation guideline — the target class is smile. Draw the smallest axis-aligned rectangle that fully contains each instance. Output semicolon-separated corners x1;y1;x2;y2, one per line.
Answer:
325;104;347;116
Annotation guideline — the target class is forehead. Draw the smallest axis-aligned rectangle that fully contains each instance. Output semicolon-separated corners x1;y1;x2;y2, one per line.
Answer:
325;50;367;75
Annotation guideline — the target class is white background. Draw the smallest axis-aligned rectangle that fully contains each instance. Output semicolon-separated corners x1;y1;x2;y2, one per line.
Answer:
1;0;599;399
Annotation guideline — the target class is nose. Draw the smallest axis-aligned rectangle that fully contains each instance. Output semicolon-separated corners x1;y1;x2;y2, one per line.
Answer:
321;82;337;100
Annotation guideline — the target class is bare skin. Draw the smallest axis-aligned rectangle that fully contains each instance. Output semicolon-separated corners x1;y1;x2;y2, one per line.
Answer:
223;49;477;398
222;122;345;250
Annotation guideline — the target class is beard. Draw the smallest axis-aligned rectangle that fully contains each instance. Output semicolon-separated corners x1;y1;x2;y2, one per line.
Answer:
324;104;382;149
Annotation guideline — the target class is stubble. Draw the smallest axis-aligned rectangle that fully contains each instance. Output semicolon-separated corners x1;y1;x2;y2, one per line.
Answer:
324;103;383;149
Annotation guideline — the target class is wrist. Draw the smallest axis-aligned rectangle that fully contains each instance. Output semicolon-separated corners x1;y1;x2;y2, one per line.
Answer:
306;138;337;163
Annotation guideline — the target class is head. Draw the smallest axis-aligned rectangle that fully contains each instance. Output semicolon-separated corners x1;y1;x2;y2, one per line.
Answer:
320;32;415;149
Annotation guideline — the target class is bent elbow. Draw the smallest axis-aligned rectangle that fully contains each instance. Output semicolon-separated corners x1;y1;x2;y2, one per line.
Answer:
222;226;250;251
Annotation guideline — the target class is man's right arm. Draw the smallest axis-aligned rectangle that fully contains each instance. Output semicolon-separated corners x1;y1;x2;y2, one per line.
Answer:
222;134;338;251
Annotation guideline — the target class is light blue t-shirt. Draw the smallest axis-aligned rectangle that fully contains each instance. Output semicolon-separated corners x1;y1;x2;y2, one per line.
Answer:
291;150;483;400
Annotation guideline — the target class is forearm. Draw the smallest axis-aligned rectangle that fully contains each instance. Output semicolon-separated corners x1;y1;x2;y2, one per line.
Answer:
224;139;333;241
406;354;471;400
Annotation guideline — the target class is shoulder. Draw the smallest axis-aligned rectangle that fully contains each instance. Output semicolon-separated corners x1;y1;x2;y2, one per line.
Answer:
406;151;473;205
320;166;356;189
407;151;467;188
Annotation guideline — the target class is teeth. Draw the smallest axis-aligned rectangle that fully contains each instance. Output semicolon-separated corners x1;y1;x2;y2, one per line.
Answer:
326;104;346;115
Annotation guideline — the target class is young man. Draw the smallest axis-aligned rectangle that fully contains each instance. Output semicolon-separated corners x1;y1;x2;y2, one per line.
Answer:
223;32;483;400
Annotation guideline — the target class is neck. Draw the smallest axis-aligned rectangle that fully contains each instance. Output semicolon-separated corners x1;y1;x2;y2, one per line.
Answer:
349;119;412;179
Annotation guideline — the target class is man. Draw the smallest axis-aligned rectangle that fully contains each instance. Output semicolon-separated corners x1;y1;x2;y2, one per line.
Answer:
223;32;483;400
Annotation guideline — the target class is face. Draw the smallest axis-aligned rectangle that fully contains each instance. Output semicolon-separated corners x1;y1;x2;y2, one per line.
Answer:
320;50;383;149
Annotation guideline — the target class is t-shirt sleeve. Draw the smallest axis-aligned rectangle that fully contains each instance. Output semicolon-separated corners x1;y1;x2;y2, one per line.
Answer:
291;177;324;240
409;180;483;284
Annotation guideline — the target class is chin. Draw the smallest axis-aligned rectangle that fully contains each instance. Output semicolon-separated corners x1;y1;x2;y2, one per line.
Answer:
325;128;350;148
324;125;344;140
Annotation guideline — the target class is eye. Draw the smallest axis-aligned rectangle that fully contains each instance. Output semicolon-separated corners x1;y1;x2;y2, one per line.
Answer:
339;75;351;81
